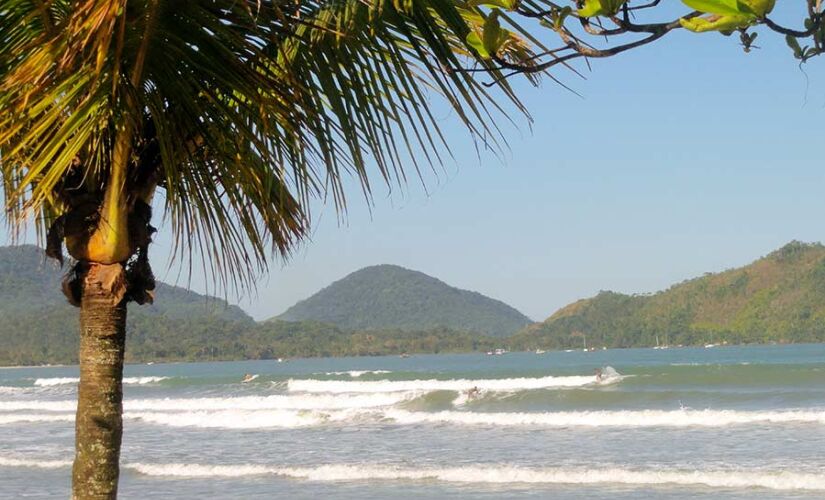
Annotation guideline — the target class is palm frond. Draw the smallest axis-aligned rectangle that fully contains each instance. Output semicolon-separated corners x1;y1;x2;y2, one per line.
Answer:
0;0;546;294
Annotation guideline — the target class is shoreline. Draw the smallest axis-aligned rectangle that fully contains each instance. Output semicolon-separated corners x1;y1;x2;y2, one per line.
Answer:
0;341;823;369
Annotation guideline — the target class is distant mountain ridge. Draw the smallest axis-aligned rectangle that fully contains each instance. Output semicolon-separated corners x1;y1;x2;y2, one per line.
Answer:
511;241;825;349
0;247;504;365
0;245;253;365
0;245;252;322
5;241;825;366
276;264;532;337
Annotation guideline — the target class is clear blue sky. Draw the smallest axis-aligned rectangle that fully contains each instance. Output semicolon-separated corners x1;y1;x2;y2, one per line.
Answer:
4;7;825;321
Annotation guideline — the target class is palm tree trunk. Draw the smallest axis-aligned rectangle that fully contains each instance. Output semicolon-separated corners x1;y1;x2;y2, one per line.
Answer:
72;263;128;500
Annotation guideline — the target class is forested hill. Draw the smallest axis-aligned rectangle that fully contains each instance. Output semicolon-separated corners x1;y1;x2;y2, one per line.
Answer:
0;245;252;365
0;245;251;321
511;241;825;350
276;264;532;337
6;242;825;366
0;247;501;365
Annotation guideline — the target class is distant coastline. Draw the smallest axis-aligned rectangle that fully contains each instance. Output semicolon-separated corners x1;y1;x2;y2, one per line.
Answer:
4;241;825;366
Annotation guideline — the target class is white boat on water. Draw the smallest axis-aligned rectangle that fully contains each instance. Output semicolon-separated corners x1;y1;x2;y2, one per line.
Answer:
535;349;546;354
653;335;670;350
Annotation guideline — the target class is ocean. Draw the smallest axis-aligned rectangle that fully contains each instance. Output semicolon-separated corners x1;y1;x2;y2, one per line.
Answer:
1;344;825;499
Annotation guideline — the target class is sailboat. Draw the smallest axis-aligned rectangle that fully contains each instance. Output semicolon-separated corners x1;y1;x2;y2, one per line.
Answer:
653;334;670;350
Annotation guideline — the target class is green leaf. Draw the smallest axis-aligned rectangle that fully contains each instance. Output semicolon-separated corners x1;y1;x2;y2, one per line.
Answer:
682;0;746;15
482;10;506;56
556;6;573;28
466;32;490;58
578;0;605;17
578;0;626;18
680;14;754;33
785;34;803;58
737;0;775;17
467;0;518;10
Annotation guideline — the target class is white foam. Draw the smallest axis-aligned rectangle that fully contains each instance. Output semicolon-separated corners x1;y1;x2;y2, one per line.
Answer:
125;462;825;491
383;409;825;428
288;375;598;393
0;457;72;469
3;457;823;492
33;377;79;387
0;414;74;425
124;376;169;384
0;409;340;428
4;407;824;429
0;392;414;413
323;370;392;377
126;409;359;429
32;376;168;387
0;400;77;412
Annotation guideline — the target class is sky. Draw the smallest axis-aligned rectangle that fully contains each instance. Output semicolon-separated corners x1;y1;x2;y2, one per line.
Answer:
4;5;825;321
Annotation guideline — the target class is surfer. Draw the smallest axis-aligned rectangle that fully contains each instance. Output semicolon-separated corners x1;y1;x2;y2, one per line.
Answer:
241;373;256;383
467;386;480;400
594;368;604;383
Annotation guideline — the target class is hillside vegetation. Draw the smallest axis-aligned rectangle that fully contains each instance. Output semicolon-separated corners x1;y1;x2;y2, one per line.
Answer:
512;241;825;349
0;247;500;365
0;246;249;365
277;264;532;337
5;242;825;365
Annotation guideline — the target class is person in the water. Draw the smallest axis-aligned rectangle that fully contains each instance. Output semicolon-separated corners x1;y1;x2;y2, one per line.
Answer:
467;386;480;399
594;368;604;382
242;373;255;383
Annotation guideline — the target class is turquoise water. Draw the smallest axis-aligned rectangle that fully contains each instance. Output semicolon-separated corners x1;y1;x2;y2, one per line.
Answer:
2;344;825;498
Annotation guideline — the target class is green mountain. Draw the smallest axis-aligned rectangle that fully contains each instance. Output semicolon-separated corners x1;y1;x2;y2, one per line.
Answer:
0;245;252;365
6;241;825;366
512;241;825;349
0;247;500;365
276;264;532;337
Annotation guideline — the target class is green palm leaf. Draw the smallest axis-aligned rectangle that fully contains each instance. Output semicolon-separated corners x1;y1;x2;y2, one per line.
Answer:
1;0;542;291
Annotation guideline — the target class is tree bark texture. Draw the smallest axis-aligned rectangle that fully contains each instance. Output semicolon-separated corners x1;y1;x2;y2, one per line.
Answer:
72;263;128;500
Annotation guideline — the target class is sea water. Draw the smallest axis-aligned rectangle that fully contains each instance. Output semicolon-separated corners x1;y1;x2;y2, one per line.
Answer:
1;344;825;499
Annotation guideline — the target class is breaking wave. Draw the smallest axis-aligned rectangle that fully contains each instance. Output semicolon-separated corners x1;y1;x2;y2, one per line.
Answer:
125;462;825;491
4;404;824;429
126;409;360;429
32;376;168;387
4;456;823;491
288;375;600;393
0;457;72;469
0;414;74;425
32;378;79;387
322;370;392;377
0;392;414;413
382;409;825;427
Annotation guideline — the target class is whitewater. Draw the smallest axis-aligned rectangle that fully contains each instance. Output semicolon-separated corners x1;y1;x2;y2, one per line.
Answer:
2;344;825;499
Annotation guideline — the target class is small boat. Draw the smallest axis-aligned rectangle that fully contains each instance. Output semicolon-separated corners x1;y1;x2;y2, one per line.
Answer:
399;353;410;358
535;349;546;354
653;335;670;350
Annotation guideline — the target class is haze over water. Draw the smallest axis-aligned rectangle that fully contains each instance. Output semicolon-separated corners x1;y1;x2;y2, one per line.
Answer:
2;344;825;499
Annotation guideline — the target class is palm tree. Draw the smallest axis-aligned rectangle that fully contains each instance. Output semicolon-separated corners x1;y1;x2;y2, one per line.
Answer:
0;0;541;497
